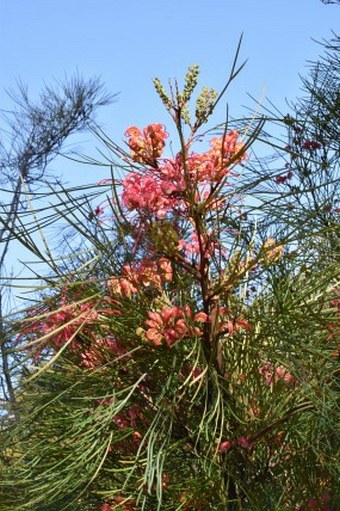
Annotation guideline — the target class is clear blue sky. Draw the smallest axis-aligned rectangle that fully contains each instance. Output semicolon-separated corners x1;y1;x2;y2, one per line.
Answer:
0;0;338;300
1;0;337;144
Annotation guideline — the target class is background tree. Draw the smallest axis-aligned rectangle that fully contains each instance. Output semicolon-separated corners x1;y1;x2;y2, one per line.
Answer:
0;77;113;412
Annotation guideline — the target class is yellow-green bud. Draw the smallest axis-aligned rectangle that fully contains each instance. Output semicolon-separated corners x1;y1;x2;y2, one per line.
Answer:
153;78;172;109
182;64;200;102
195;87;218;124
150;221;179;256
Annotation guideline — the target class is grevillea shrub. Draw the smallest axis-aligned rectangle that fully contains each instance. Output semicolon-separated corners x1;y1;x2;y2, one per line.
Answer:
1;59;339;511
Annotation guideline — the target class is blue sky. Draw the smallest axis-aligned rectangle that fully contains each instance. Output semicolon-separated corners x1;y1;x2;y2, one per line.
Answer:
0;0;338;300
1;0;337;144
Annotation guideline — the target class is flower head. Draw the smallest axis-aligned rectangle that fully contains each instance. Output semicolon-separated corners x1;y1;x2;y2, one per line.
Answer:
219;440;233;453
145;306;205;347
125;124;168;166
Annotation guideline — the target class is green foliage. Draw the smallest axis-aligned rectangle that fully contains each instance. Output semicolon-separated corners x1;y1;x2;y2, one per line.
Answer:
0;38;339;511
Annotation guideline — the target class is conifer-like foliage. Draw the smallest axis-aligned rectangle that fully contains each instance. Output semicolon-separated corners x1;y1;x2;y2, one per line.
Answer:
0;42;339;511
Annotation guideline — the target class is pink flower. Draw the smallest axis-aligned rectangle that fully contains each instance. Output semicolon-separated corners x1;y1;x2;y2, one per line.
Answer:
113;496;136;510
179;231;220;259
219;440;233;453
307;498;318;508
30;300;99;351
206;131;246;180
302;140;322;151
194;311;208;323
109;258;173;298
122;173;173;218
214;307;251;336
158;159;186;193
275;171;293;184
108;275;138;298
321;493;330;504
236;436;251;449
125;123;168;166
121;128;246;224
159;257;173;281
138;258;173;288
89;205;105;218
145;306;205;347
80;337;127;370
259;362;297;387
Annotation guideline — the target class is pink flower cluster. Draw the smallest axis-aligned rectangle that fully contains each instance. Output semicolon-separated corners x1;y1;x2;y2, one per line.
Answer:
178;230;220;258
296;492;331;511
21;291;121;360
125;124;168;166
113;404;142;430
213;306;251;336
24;300;99;353
275;169;293;184
45;302;99;348
109;258;172;298
259;362;296;387
202;131;245;181
122;124;246;219
302;139;322;151
79;337;127;369
145;306;207;347
219;435;252;453
122;173;176;219
171;131;244;185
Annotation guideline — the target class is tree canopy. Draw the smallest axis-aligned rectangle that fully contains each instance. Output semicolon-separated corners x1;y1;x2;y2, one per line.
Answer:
0;37;339;511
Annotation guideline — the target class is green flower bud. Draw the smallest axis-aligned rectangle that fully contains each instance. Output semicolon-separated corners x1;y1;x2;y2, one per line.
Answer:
182;64;200;103
195;87;218;124
153;77;172;109
150;221;179;256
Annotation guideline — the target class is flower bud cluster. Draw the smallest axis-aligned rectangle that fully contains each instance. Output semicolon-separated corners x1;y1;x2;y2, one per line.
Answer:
195;86;218;124
150;221;179;255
